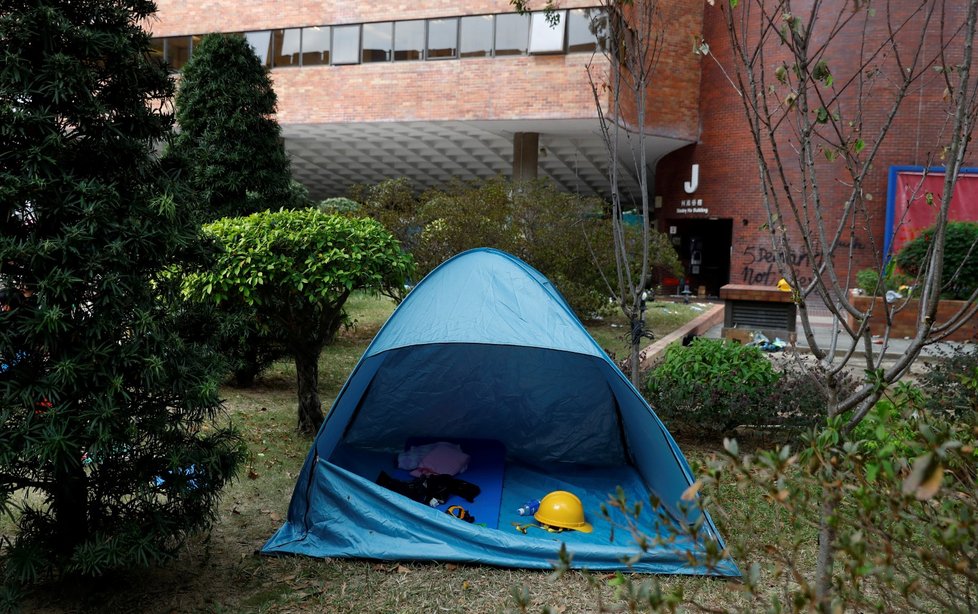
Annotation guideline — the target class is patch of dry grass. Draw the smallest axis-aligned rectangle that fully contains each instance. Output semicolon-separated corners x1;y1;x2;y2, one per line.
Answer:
585;301;711;363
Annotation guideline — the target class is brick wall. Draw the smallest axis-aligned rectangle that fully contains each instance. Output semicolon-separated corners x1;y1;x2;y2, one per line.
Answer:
615;0;704;141
655;0;977;290
151;1;704;136
271;54;599;124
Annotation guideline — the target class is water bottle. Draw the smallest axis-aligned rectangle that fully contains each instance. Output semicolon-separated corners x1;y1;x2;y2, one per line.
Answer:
517;499;540;516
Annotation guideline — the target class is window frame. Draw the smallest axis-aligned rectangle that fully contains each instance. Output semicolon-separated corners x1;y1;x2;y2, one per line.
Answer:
331;24;362;65
361;21;394;63
458;14;495;59
425;17;459;60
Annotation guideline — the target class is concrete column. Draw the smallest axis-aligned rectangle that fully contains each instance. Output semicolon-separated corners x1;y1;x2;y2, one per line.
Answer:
512;132;539;182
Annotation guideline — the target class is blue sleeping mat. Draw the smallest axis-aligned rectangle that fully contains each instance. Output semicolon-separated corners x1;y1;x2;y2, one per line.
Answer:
330;438;506;529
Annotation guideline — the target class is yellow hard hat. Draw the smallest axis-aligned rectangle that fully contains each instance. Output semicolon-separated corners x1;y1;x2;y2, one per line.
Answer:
534;490;593;533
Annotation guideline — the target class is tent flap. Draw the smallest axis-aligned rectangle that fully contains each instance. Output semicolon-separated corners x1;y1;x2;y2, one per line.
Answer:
263;458;739;576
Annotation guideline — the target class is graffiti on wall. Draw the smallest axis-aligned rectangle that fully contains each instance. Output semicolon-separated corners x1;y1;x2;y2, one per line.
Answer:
740;239;866;286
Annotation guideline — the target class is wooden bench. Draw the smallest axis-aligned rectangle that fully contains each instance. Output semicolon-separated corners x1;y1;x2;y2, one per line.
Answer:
719;284;797;344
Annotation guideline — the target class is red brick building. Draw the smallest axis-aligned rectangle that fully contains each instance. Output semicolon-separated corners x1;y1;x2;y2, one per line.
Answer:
150;1;976;295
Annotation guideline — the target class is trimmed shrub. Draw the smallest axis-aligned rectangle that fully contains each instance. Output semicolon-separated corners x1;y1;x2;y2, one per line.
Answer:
169;33;297;221
185;210;413;433
855;265;914;297
895;221;978;300
645;338;782;436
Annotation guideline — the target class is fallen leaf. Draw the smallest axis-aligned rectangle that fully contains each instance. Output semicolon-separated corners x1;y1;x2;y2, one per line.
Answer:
461;580;471;590
396;564;411;574
247;469;259;480
444;563;458;571
231;507;241;515
681;479;703;501
269;511;281;522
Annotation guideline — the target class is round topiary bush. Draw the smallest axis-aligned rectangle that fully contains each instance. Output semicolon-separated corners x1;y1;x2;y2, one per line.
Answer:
646;338;782;436
894;221;978;300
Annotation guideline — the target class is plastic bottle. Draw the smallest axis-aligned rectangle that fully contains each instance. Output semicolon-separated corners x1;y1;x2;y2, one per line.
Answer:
517;499;540;516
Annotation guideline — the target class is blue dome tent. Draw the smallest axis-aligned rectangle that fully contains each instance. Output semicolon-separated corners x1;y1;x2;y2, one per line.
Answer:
262;248;739;576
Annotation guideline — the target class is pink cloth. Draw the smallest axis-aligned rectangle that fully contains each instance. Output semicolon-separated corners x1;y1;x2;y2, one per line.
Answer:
404;442;470;477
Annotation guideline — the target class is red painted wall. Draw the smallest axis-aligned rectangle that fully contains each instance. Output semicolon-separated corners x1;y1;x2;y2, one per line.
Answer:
655;0;977;291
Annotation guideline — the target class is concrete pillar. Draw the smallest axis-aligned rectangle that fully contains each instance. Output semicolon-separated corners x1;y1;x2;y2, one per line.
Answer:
512;132;539;182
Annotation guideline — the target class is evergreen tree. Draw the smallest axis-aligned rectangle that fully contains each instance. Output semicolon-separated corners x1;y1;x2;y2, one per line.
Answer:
170;33;297;220
0;0;244;588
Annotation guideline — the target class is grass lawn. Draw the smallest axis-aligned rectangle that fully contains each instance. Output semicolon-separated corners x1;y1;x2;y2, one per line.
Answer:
585;300;715;363
19;294;789;613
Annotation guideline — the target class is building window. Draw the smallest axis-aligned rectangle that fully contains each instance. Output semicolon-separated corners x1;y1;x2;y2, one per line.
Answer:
459;15;493;58
152;8;604;72
566;9;600;53
167;36;192;70
244;31;273;66
529;11;565;54
494;13;529;56
394;20;424;61
427;18;458;59
273;28;301;67
149;38;165;64
362;22;392;62
301;26;330;66
332;25;360;65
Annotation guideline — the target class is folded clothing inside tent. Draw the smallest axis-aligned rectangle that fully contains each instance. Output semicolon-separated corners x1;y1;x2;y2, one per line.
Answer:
330;438;671;542
333;438;506;528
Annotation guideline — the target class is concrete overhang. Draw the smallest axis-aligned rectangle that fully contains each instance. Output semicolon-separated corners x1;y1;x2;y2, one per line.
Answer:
283;118;691;204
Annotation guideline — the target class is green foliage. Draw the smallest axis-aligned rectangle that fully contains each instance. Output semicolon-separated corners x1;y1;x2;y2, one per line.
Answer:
192;210;411;313
595;370;978;612
349;178;422;252
0;0;244;586
855;262;914;297
855;268;884;296
678;398;978;613
354;177;682;318
647;339;823;436
316;197;362;216
849;394;920;460
169;33;298;220
184;209;412;432
895;221;978;300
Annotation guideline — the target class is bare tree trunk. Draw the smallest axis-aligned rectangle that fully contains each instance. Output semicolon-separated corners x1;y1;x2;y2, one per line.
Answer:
630;315;642;385
815;494;838;605
294;342;324;435
53;462;88;554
